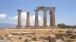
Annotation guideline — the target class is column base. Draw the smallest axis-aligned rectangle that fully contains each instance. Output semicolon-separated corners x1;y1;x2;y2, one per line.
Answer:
35;25;39;27
43;24;47;27
26;25;30;27
16;25;22;29
50;25;57;28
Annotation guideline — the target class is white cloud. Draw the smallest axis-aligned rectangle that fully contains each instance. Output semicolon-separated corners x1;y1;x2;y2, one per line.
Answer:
9;16;18;20
9;12;27;20
0;14;7;18
21;12;27;19
9;12;50;26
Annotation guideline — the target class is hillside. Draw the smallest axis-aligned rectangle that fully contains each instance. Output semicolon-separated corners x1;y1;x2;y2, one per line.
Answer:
0;23;16;29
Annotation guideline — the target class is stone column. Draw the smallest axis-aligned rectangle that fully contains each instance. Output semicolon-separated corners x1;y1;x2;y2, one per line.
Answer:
17;9;22;28
50;7;55;27
26;12;30;27
43;8;47;27
35;10;39;27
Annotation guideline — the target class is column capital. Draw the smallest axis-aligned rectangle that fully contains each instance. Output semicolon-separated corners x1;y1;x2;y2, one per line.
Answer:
17;9;22;12
50;7;55;14
27;12;29;14
50;7;55;11
43;8;47;12
34;9;39;12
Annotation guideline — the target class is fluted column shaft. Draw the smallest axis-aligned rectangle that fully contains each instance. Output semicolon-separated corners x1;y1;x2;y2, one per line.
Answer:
17;9;22;28
26;12;30;27
35;10;39;27
43;8;47;27
50;7;55;26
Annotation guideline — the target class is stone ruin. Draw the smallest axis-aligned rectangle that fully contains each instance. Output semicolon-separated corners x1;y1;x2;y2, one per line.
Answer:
0;6;76;42
17;6;55;29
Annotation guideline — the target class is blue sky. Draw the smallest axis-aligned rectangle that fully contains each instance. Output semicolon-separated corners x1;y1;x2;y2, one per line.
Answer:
0;0;76;26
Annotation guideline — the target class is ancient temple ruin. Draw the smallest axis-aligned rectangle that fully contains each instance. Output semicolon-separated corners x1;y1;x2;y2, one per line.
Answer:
0;6;76;42
17;6;55;28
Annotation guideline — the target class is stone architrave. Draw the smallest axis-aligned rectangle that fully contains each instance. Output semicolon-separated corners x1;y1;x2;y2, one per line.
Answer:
17;9;22;28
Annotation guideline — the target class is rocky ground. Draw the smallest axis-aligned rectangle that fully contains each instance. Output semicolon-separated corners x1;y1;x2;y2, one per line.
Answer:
0;28;76;42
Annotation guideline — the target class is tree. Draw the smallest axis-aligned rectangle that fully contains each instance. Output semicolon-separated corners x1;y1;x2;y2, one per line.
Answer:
57;23;67;28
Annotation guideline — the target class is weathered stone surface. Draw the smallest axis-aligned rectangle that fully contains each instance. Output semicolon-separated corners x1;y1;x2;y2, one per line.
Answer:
17;9;22;28
43;8;47;27
50;7;55;27
26;12;30;27
34;7;55;27
35;10;39;27
45;35;56;42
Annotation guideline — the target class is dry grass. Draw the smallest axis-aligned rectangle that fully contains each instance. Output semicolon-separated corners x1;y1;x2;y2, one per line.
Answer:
0;28;76;35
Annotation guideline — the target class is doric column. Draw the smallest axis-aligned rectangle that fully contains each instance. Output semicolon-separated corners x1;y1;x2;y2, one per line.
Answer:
17;9;22;28
50;7;55;27
26;12;30;27
35;10;39;27
43;8;47;27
